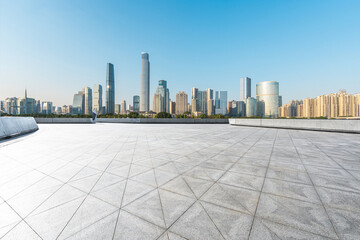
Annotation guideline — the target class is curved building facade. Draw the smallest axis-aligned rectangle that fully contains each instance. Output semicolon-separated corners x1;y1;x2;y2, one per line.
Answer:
246;97;257;117
256;81;279;118
140;52;150;112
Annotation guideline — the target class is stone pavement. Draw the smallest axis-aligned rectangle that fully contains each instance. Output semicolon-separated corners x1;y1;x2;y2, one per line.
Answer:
0;123;359;240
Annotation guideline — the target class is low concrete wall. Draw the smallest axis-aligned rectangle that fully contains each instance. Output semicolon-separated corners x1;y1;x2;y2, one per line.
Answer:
97;118;229;124
35;118;94;124
0;117;39;140
229;118;360;133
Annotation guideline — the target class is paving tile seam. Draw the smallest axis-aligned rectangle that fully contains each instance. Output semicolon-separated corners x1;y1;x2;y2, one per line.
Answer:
247;129;279;239
289;130;341;240
153;128;269;240
52;135;133;240
303;134;360;183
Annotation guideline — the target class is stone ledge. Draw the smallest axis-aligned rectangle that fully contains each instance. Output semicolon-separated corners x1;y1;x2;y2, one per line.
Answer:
0;117;39;140
229;118;360;133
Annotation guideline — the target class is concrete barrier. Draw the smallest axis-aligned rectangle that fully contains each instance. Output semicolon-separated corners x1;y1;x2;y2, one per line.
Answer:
35;118;94;124
0;117;39;140
229;118;360;133
34;118;228;124
97;118;229;124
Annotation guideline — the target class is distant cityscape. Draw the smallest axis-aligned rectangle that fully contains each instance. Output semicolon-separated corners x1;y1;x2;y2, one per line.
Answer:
1;52;360;118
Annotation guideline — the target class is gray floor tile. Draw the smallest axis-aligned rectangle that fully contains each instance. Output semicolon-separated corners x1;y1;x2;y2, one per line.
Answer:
256;193;337;239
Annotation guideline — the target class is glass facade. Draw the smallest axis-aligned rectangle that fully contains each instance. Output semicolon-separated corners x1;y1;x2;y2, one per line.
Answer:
140;52;150;112
256;81;279;118
106;63;115;114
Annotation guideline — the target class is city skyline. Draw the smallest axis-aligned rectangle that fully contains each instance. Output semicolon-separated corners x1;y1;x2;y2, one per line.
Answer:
1;0;360;107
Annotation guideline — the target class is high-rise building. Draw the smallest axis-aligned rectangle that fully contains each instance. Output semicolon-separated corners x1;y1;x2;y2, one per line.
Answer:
153;80;169;112
115;104;121;114
93;84;102;114
140;52;150;112
82;87;92;115
169;101;176;114
106;63;115;114
152;93;162;113
246;97;257;117
72;91;84;114
133;95;140;112
215;91;228;115
256;81;279;118
42;101;53;114
240;77;251;101
175;91;188;114
190;88;214;115
228;100;245;116
121;100;127;114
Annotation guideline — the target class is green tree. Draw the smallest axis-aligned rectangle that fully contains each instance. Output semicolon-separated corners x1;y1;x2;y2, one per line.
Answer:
155;112;172;118
127;112;140;118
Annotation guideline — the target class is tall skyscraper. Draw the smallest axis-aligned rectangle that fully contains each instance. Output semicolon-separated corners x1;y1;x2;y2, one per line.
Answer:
176;91;188;114
121;100;127;114
215;91;228;115
152;93;162;113
169;101;176;114
72;91;84;114
153;80;169;113
140;52;150;112
240;77;251;101
82;87;92;115
133;95;140;112
106;63;115;114
93;84;102;114
256;81;279;118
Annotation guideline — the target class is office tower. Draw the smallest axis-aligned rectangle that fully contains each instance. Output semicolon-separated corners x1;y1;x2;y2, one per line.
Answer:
42;101;53;114
121;100;127;114
82;87;92;115
115;104;121;114
169;101;176;114
133;95;140;112
154;80;169;112
61;105;72;114
278;96;282;107
246;97;257;117
175;91;188;114
140;52;150;112
215;91;228;115
36;100;41;113
153;93;162;113
106;63;115;114
207;99;214;115
228;100;245;116
205;88;214;115
256;81;279;118
240;77;251;101
93;84;102;114
72;91;84;114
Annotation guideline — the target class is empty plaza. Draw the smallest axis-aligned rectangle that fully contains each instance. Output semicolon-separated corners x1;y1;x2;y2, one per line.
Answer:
0;123;360;240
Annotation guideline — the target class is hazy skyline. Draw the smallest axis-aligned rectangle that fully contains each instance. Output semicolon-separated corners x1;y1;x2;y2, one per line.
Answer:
1;0;360;107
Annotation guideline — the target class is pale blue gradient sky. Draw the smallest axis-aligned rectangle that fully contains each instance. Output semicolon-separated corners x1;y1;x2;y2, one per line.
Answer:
1;0;360;107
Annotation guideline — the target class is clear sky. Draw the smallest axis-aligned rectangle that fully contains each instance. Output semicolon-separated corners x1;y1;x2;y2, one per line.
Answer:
1;0;360;107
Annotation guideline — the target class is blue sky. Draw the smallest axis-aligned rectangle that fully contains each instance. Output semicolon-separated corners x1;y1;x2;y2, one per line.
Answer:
1;0;360;107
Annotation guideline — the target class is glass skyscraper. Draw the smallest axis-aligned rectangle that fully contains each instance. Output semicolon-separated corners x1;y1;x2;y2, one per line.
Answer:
133;95;140;112
256;81;279;118
240;77;251;101
215;91;228;115
72;91;84;115
140;52;150;112
106;63;115;114
93;84;102;114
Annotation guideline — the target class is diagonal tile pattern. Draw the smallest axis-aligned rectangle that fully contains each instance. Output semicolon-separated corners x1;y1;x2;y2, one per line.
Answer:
0;123;359;239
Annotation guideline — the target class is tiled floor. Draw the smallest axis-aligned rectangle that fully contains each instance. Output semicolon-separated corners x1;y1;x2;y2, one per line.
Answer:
0;123;360;240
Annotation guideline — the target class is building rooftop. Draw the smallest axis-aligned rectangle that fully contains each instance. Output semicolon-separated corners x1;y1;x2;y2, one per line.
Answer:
0;124;359;239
